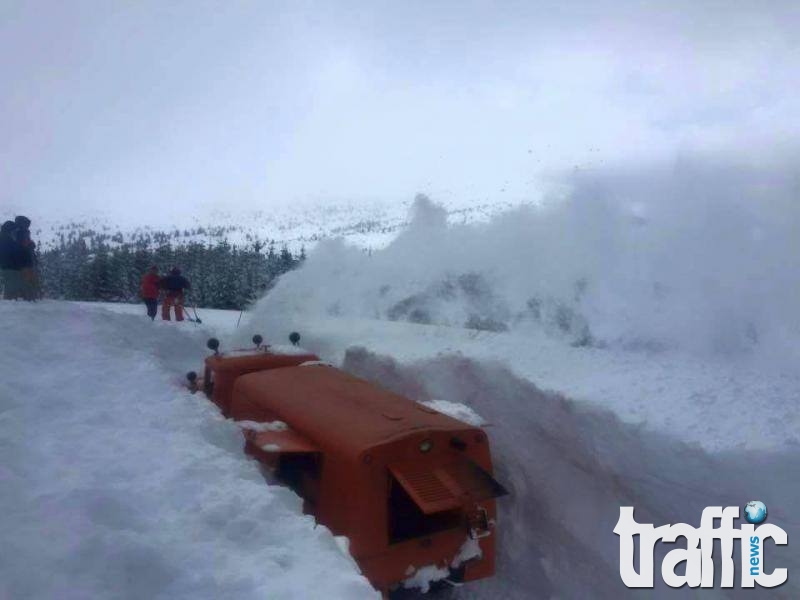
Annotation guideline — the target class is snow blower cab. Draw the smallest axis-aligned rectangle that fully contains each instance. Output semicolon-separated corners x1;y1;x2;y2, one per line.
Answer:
186;333;319;415
187;334;507;595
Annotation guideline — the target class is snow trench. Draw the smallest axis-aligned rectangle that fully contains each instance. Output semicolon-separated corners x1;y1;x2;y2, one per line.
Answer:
342;347;800;599
0;301;376;600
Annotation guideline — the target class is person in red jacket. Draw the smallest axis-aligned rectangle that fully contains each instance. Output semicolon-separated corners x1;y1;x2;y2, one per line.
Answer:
158;267;191;321
140;265;161;320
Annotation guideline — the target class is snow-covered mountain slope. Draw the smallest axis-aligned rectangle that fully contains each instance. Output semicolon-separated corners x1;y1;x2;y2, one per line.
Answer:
14;195;527;253
0;301;377;600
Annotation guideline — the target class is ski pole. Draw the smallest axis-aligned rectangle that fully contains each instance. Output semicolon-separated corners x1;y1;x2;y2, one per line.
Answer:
191;300;202;324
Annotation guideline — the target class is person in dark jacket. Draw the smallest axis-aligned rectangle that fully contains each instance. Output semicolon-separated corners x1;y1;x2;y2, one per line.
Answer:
140;265;161;320
13;216;38;300
158;267;191;321
0;220;22;300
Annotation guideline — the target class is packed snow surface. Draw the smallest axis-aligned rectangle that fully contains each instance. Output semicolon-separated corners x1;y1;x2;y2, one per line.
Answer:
0;301;377;599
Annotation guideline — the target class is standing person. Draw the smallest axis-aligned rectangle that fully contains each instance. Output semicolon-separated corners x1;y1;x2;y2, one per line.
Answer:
13;216;38;301
140;265;161;320
159;267;191;321
0;221;22;299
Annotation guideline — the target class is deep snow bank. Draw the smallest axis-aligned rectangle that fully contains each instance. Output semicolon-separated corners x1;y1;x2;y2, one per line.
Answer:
343;348;800;599
237;313;800;454
231;310;799;598
0;301;376;599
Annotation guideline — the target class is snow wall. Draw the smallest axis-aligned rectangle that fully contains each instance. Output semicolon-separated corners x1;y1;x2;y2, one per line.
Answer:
0;302;377;600
256;157;800;372
343;347;800;599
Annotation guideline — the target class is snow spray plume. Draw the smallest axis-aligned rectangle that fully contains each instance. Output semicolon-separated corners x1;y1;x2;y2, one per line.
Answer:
248;157;800;370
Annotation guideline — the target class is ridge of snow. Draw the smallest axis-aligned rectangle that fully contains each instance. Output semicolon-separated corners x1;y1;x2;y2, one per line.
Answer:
242;313;800;453
0;301;377;599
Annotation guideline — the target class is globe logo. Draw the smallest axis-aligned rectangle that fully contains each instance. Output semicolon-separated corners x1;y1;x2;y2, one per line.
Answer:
744;501;768;524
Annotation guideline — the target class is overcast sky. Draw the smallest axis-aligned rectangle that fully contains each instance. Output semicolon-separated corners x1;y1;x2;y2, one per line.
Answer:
1;1;798;223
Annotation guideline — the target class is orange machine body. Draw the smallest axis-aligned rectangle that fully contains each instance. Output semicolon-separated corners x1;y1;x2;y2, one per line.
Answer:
224;363;506;592
201;348;319;414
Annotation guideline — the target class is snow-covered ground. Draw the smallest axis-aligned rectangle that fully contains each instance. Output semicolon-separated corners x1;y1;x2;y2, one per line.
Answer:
3;292;798;598
4;161;799;597
0;300;377;600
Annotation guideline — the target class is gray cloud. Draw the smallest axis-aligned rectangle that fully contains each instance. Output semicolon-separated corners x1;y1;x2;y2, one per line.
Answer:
2;1;798;224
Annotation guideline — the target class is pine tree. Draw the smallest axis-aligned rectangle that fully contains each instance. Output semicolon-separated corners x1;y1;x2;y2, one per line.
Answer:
36;228;306;309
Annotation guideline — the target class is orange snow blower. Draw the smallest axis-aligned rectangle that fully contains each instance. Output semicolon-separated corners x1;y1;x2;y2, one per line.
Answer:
187;334;507;595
